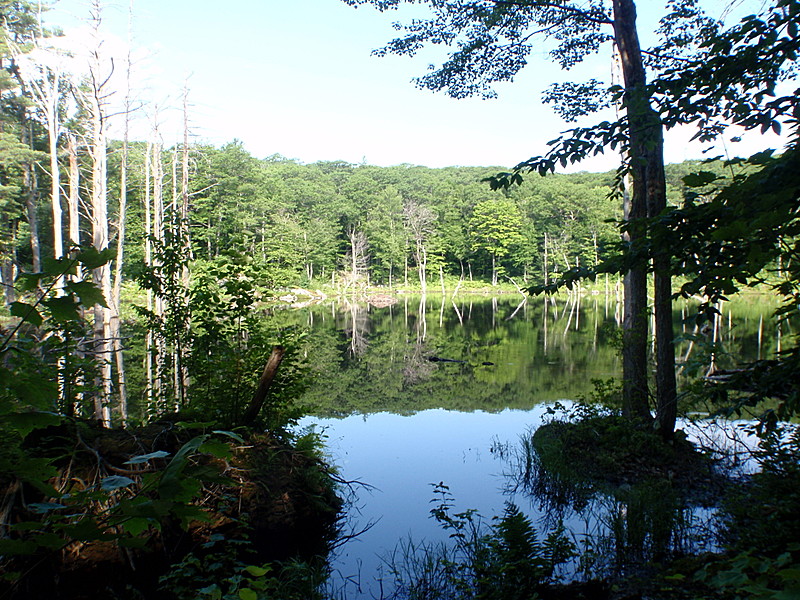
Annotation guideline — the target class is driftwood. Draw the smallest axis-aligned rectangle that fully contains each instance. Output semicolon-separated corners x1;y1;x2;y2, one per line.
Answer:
241;345;286;427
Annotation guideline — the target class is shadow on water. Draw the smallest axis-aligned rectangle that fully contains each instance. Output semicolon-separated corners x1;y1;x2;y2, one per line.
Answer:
497;406;727;582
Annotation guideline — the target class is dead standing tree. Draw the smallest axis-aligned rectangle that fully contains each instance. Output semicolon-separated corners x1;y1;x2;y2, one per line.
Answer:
74;0;117;426
403;199;436;294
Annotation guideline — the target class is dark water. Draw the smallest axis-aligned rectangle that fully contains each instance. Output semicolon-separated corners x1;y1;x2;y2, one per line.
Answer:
285;293;787;597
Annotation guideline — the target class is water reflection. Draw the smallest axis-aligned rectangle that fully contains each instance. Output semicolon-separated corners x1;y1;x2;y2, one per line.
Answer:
281;293;788;417
499;419;721;579
285;294;788;597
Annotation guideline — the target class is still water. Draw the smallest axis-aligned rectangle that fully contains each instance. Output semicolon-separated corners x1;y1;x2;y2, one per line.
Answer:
286;293;786;596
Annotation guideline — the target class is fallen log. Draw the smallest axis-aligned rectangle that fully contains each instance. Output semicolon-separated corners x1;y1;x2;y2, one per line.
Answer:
241;345;286;427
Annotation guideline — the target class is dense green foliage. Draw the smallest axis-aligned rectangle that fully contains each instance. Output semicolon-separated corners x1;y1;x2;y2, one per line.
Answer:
112;145;629;291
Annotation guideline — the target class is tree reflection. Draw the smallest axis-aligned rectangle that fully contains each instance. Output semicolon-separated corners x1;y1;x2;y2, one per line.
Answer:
500;417;719;578
282;294;785;417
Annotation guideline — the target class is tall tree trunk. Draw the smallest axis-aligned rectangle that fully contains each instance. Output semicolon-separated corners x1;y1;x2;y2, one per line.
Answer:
66;134;81;251
543;232;549;287
152;139;165;411
48;117;62;263
64;133;84;416
144;139;154;415
180;86;192;401
84;3;113;426
111;14;133;425
89;101;112;426
181;83;191;286
2;224;18;305
613;0;658;426
23;162;41;274
417;242;427;293
612;0;678;437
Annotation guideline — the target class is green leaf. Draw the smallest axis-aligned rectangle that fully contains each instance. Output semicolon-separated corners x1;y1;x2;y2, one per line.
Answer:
32;532;65;549
124;451;171;464
42;256;78;278
9;301;43;327
14;457;58;494
60;518;115;542
778;568;800;582
11;521;46;532
120;517;152;536
175;421;216;430
199;438;232;459
212;430;246;444
238;588;258;600
66;280;108;308
160;435;209;493
172;503;211;529
115;497;170;520
43;296;81;323
682;171;719;187
0;539;38;555
244;565;271;577
76;246;115;270
198;584;222;599
101;475;136;491
15;272;44;292
5;411;62;437
27;502;66;514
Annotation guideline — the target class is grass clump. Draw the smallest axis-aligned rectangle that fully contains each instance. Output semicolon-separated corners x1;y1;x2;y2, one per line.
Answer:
383;483;576;600
531;403;712;492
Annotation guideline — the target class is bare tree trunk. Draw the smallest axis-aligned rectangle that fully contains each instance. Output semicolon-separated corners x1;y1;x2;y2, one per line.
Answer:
89;107;112;425
610;0;678;438
2;224;19;305
23;162;41;274
240;346;286;427
143;138;154;415
153;139;165;411
615;0;677;438
169;145;186;410
66;134;81;250
179;85;192;401
1;261;15;305
543;232;549;287
111;11;134;425
80;2;114;426
48;116;63;265
417;242;427;292
181;83;191;286
64;133;84;415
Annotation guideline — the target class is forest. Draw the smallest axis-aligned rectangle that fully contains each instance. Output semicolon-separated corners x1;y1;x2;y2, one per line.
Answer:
1;0;799;599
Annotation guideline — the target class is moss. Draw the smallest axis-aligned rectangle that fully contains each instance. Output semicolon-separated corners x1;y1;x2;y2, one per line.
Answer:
532;414;714;493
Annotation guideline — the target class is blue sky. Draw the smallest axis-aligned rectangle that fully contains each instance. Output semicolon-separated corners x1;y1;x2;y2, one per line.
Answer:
48;0;786;171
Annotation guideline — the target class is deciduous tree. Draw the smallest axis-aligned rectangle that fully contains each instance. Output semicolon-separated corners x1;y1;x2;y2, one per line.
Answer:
343;0;677;432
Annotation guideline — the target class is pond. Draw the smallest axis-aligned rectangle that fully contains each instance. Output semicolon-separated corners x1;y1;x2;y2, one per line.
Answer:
284;292;786;597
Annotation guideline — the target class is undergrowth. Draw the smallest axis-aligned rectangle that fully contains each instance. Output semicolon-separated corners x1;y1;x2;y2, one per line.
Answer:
380;483;575;600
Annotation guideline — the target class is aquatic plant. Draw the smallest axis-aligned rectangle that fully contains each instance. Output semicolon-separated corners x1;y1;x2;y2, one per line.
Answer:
381;483;575;600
